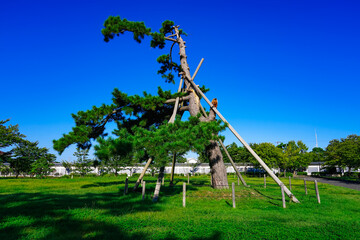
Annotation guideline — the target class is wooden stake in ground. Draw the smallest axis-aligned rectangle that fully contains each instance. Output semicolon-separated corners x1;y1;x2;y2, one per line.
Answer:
183;182;186;207
124;177;128;195
281;184;286;208
162;175;165;186
187;173;190;184
142;181;146;201
304;179;308;195
232;182;236;208
264;174;266;189
289;176;292;190
314;180;321;204
237;176;240;186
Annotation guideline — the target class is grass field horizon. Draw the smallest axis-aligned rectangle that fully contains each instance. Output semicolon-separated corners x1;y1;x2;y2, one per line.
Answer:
1;175;359;239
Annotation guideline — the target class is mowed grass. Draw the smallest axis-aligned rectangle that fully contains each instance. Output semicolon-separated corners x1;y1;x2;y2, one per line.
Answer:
0;175;359;240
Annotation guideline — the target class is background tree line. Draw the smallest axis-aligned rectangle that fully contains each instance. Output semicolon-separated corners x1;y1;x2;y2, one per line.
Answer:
219;134;360;176
2;119;359;178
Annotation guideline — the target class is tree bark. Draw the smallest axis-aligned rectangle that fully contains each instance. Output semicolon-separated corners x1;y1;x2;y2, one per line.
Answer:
207;140;229;189
173;26;228;189
153;166;165;202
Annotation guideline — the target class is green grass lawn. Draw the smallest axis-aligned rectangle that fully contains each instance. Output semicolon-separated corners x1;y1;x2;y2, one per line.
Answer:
0;175;359;239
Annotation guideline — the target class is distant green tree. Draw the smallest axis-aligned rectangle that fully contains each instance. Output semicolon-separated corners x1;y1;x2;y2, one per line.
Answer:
62;160;72;175
277;140;308;175
73;148;93;176
10;140;55;178
0;119;25;163
31;157;55;178
0;163;11;176
94;137;134;176
248;143;285;169
325;135;360;174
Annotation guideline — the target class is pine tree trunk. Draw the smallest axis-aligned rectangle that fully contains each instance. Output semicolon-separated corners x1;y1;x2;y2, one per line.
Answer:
207;140;229;189
174;26;228;189
153;166;165;202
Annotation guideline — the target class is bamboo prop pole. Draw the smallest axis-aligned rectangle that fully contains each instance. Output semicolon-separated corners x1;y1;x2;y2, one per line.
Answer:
218;139;248;187
142;181;146;201
314;180;321;204
281;184;286;208
232;182;236;208
187;78;300;203
183;182;186;207
170;153;176;186
304;179;308;195
134;158;152;190
191;58;204;81
169;77;184;123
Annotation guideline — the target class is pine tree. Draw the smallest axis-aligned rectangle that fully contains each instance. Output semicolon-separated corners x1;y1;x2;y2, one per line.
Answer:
53;17;230;188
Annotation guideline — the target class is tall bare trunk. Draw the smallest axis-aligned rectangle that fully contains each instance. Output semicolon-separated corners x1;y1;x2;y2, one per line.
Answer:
174;26;228;189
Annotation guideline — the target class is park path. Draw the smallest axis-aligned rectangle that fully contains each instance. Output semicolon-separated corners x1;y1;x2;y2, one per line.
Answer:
296;176;360;191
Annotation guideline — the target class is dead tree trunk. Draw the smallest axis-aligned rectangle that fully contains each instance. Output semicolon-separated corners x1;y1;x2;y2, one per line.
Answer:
173;26;229;189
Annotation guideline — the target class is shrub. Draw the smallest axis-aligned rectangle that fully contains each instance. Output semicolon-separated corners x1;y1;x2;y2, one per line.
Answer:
297;172;307;176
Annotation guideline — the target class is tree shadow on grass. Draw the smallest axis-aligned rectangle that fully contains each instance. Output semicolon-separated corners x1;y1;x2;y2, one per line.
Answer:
0;181;205;239
81;181;125;188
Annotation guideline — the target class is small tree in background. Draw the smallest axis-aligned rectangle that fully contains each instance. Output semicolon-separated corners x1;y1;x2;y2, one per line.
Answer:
31;157;55;178
10;140;55;178
62;160;73;175
94;137;134;176
0;119;25;163
73;148;93;177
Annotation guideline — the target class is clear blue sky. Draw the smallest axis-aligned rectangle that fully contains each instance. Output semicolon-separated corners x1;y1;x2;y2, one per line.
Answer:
1;0;359;162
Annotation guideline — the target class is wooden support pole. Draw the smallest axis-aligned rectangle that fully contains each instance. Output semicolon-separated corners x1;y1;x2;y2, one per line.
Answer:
281;184;286;208
124;177;128;195
264;174;266;189
304;179;308;195
169;77;184;123
218;139;248;187
142;181;146;201
134;158;152;190
232;182;236;208
183;182;186;207
237;176;240;186
188;79;300;203
289;176;292;190
162;175;165;186
187;173;190;184
170;153;176;186
314;180;321;204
